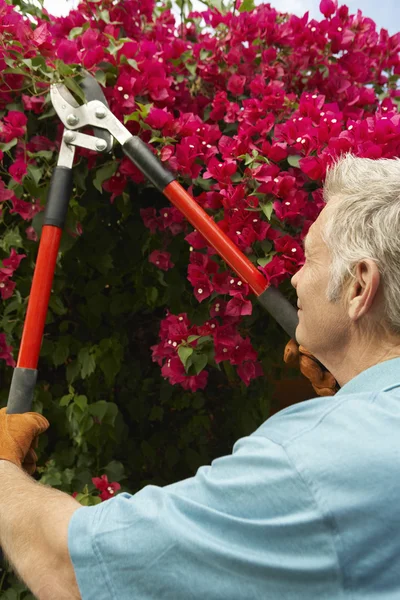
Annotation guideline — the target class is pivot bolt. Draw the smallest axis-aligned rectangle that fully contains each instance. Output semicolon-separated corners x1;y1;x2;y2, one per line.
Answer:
64;131;76;144
95;139;108;152
95;108;107;119
66;114;79;127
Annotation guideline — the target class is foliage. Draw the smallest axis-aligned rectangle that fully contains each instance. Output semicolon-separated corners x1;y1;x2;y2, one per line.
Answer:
0;0;400;592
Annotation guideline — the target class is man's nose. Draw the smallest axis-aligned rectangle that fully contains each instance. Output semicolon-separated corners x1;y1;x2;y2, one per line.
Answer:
291;272;298;289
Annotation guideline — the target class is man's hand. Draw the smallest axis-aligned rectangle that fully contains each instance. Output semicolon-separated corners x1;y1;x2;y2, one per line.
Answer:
0;408;49;475
284;339;338;396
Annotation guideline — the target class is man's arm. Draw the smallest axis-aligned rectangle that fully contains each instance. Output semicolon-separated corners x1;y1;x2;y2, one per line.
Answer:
0;460;82;600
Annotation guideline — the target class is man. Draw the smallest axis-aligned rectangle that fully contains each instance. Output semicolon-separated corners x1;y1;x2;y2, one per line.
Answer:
1;153;400;599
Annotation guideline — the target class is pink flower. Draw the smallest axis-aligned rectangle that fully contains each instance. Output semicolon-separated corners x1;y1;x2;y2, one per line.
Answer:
0;333;15;367
0;112;27;142
0;270;16;300
258;256;289;287
203;158;237;186
10;197;42;221
3;249;26;271
237;360;263;386
149;250;174;271
225;294;253;317
141;208;160;233
9;159;27;183
146;107;174;130
0;179;14;202
22;94;46;115
25;226;38;242
56;39;79;64
319;0;338;18
92;474;121;502
187;265;214;302
227;74;246;96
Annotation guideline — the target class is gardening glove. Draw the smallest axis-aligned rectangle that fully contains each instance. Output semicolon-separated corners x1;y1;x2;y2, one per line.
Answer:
0;407;49;476
284;339;338;397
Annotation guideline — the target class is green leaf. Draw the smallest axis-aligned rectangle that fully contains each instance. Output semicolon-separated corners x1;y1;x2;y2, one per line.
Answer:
49;296;68;316
104;460;125;482
127;58;139;70
287;155;302;168
93;162;118;193
60;393;74;407
124;111;140;124
66;360;80;384
78;347;97;379
63;76;86;104
187;335;200;343
239;0;255;13
260;201;274;220
0;138;17;152
149;406;164;421
53;338;70;366
257;255;273;267
146;286;159;306
178;346;194;368
95;69;107;87
28;150;53;161
27;164;43;186
78;494;102;506
0;228;24;252
89;400;108;421
196;335;212;345
74;395;88;411
189;352;208;375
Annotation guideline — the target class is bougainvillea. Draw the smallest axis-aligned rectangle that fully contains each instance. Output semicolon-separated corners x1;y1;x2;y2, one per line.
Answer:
0;0;399;592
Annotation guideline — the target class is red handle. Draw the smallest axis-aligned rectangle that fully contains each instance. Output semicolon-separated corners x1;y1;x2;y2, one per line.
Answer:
164;181;268;296
17;225;62;369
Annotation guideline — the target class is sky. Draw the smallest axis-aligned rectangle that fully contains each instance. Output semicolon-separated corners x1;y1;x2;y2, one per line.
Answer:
42;0;400;35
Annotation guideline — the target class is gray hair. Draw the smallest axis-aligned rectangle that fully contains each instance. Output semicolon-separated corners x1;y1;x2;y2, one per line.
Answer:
321;153;400;335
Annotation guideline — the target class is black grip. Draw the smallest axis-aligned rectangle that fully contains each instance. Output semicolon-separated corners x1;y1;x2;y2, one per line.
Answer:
44;166;73;228
257;286;299;339
6;367;37;414
122;137;175;192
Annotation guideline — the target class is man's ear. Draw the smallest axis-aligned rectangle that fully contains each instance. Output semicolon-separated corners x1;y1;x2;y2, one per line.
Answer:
347;260;380;321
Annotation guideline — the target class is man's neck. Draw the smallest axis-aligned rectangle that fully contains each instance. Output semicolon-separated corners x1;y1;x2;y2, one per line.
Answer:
322;342;400;388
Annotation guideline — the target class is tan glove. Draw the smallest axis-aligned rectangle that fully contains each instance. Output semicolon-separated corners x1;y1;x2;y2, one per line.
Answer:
284;339;338;397
0;407;50;475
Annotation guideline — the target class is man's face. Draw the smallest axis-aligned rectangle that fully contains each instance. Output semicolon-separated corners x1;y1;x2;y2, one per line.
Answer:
291;205;351;362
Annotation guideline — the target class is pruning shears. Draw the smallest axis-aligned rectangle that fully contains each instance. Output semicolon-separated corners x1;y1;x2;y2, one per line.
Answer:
6;72;298;415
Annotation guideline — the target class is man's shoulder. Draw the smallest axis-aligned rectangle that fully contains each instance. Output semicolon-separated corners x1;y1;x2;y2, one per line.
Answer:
255;389;380;447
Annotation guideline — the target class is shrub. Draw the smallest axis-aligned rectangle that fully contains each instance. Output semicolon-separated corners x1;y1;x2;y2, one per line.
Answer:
0;0;399;593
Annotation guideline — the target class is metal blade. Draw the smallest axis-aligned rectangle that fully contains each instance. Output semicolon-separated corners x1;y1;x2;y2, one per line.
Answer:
50;83;80;110
80;72;113;152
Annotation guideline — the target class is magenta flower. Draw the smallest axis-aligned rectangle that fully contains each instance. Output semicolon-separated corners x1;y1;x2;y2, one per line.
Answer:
0;270;16;300
92;475;121;502
149;250;174;271
2;248;26;271
0;179;14;202
0;111;27;142
0;333;15;367
22;94;46;115
227;74;246;96
320;0;338;18
203;158;237;186
10;197;42;221
225;295;253;317
56;39;79;64
9;159;27;183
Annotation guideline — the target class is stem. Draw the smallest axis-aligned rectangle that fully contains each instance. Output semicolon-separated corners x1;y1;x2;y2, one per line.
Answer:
0;565;7;592
223;360;236;385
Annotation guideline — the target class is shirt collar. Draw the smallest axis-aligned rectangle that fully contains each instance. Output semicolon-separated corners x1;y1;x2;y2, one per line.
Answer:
336;357;400;396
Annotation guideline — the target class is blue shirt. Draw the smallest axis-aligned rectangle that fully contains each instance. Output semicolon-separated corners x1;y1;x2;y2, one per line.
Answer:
68;357;400;599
